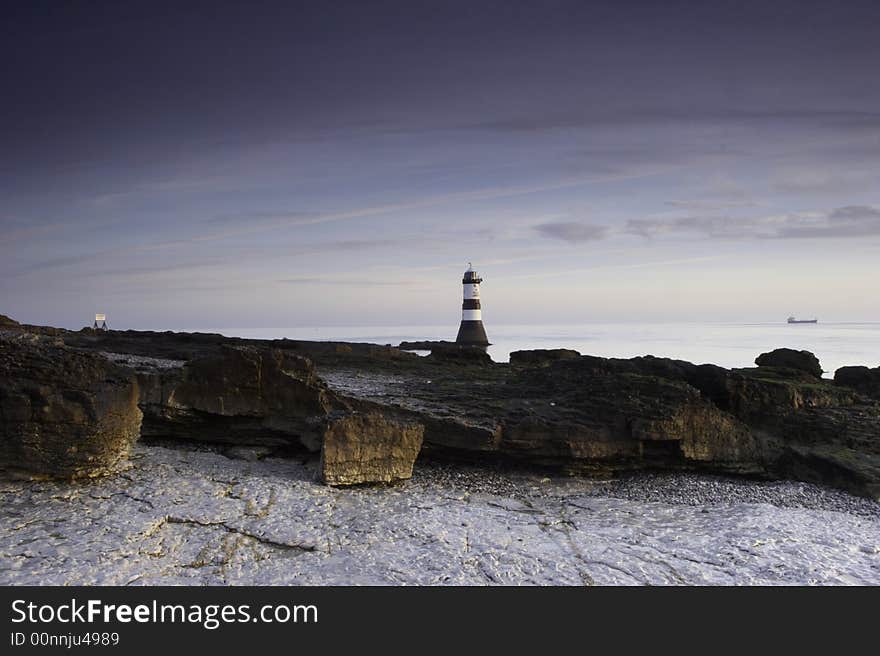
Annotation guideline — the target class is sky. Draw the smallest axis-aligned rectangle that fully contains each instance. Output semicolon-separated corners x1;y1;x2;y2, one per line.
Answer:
2;0;879;331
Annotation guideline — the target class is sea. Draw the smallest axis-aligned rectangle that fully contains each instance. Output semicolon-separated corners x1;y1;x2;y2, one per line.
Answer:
190;322;880;378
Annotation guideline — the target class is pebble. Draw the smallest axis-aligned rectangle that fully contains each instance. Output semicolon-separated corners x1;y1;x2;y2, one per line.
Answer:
412;460;880;518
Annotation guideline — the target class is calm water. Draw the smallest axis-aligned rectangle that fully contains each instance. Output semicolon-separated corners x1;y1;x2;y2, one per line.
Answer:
191;322;880;377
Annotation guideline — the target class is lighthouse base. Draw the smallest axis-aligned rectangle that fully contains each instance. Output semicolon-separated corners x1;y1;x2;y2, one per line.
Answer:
455;320;490;347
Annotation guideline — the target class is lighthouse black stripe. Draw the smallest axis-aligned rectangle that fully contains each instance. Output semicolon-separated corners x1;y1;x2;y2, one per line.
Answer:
456;320;489;346
462;299;481;310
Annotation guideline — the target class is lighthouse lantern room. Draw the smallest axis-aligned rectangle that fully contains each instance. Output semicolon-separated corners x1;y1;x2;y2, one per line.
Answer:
455;263;490;347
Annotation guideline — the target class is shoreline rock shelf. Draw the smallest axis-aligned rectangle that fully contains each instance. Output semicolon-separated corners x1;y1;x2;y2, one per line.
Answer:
0;315;878;499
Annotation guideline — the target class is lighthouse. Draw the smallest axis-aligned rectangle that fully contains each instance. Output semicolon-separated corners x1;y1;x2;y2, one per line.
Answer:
455;263;490;347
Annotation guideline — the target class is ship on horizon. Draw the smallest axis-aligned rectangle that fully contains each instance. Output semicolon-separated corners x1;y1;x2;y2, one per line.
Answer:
787;316;818;324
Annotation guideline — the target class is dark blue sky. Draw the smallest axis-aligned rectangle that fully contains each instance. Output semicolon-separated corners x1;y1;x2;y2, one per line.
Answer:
3;0;879;329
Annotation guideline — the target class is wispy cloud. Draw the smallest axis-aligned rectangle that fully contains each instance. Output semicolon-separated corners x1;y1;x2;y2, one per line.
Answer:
664;199;758;211
459;108;880;134
144;169;678;247
528;204;880;244
505;255;727;281
278;277;417;287
775;205;880;238
625;205;880;240
533;221;608;243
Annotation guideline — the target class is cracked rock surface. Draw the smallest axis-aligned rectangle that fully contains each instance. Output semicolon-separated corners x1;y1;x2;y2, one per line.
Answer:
1;444;877;585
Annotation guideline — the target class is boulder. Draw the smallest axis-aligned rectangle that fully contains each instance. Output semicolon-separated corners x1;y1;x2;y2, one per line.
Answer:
835;366;880;400
320;412;424;486
0;332;142;478
755;348;823;378
137;345;333;451
509;349;580;366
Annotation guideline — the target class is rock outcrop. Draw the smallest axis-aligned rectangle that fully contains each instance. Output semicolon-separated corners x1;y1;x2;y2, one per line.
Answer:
3;315;878;497
494;357;759;473
426;345;492;365
755;348;823;378
0;332;142;478
301;346;880;498
509;348;581;366
835;366;880;401
320;412;424;486
137;345;333;451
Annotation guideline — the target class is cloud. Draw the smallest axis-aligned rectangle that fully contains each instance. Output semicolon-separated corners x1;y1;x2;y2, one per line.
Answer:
664;199;757;210
533;221;608;243
206;210;316;225
625;205;880;240
775;205;880;238
771;168;877;195
829;205;880;221
278;277;415;287
624;215;777;239
460;108;880;134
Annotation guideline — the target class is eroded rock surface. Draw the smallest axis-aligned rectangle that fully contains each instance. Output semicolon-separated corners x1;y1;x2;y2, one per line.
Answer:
0;332;142;478
0;444;876;585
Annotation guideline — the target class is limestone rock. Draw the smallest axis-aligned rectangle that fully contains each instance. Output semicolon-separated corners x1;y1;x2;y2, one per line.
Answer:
755;348;823;378
0;332;142;478
320;412;424;486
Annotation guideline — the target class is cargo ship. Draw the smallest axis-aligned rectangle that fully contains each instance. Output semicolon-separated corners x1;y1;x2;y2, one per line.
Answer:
787;316;818;324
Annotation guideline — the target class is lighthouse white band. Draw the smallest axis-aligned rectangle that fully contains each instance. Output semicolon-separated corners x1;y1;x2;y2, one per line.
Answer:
461;309;482;321
463;284;480;299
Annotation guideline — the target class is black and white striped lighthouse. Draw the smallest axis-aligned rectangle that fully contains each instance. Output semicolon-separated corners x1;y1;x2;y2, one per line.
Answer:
455;263;490;347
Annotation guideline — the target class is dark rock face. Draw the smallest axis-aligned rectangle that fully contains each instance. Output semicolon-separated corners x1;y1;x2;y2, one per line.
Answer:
0;333;142;478
427;345;491;365
755;348;823;378
491;356;760;473
138;346;333;451
399;340;457;351
509;349;580;366
835;366;880;401
320;412;424;486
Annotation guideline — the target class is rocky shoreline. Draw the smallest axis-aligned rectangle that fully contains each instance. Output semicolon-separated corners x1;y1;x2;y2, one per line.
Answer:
2;313;880;500
1;313;879;585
